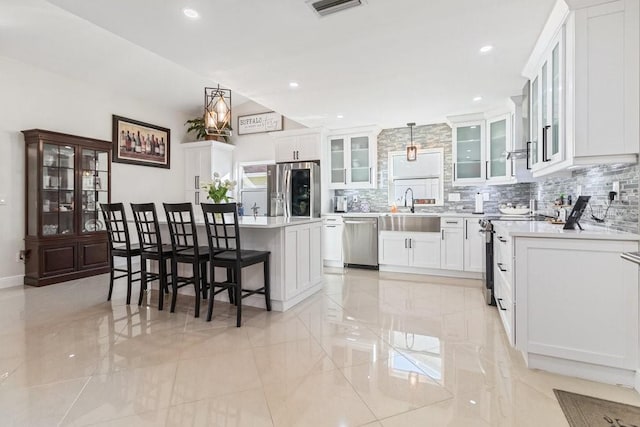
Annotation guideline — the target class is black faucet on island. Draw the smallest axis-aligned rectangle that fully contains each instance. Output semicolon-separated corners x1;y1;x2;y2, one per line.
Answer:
404;187;415;213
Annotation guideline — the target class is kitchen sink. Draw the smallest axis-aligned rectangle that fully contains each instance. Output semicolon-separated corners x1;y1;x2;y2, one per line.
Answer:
378;214;441;232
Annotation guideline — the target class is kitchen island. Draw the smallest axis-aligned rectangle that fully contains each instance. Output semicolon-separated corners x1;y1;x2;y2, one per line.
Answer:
491;220;640;392
156;216;323;312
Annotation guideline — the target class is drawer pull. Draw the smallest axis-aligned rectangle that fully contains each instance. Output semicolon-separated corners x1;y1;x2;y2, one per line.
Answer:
445;221;458;224
497;262;507;272
497;298;507;311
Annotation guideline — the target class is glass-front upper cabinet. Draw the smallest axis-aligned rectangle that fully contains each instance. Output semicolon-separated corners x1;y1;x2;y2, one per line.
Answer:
327;127;379;190
531;29;565;171
81;149;109;233
329;137;345;186
452;121;485;185
349;136;371;185
486;114;512;183
41;143;75;236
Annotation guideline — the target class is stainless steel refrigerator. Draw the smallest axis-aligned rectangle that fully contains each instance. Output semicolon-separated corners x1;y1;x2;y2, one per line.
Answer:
267;162;320;218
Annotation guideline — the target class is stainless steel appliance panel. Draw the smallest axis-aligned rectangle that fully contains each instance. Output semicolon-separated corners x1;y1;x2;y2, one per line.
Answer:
267;162;320;218
343;217;378;268
378;215;440;232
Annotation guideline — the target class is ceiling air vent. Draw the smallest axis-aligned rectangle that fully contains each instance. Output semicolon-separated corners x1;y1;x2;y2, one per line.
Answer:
309;0;363;17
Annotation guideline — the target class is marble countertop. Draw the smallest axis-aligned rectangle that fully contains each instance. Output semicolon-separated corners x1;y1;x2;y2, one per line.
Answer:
325;212;487;218
492;220;640;241
151;216;322;229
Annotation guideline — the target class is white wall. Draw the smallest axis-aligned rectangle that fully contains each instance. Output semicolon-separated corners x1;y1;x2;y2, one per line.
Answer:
229;100;305;165
0;55;193;283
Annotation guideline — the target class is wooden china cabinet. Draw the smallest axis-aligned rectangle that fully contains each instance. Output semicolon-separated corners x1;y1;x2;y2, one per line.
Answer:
22;129;112;286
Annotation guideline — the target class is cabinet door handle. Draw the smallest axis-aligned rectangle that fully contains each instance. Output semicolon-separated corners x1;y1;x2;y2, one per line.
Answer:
408;238;412;249
445;220;458;224
404;238;407;249
485;160;489;180
542;125;551;162
497;262;507;272
497;236;507;243
465;220;468;240
325;225;337;228
344;168;347;184
453;163;456;180
292;150;295;160
195;191;199;205
497;298;507;311
441;229;445;240
526;141;532;170
195;176;199;189
369;167;372;184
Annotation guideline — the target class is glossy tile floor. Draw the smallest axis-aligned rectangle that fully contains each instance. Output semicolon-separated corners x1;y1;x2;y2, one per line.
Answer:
2;269;640;426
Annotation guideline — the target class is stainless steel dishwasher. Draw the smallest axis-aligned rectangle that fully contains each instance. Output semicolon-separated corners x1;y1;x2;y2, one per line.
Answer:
343;217;378;268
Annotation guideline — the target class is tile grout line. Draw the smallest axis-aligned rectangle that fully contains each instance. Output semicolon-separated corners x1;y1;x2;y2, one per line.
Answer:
56;376;92;427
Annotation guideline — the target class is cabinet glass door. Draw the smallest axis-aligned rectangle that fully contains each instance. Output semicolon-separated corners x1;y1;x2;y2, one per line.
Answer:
531;77;539;166
350;136;370;184
488;119;507;178
42;143;75;236
81;149;109;233
329;138;345;185
455;125;482;179
551;42;561;158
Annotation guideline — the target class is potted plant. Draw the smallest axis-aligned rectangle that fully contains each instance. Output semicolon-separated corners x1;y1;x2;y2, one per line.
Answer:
203;172;237;203
185;116;232;143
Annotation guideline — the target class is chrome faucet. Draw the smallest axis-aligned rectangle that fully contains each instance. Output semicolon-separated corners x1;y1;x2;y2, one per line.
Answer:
404;188;415;213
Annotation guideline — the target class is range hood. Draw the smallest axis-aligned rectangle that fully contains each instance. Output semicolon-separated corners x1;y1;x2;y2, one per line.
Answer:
506;82;531;161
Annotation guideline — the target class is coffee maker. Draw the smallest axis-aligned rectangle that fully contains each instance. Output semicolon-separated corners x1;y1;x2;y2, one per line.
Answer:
334;196;347;213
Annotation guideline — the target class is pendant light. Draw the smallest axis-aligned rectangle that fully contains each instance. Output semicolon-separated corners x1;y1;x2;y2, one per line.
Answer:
204;85;232;137
406;122;417;161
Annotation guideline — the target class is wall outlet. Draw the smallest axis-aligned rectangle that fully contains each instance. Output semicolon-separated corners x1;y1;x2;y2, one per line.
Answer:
483;193;490;201
612;181;620;193
352;195;358;203
448;193;461;202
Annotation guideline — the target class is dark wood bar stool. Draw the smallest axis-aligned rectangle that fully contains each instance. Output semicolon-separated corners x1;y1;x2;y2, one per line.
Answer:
201;203;271;327
130;203;173;310
163;202;210;318
100;203;141;305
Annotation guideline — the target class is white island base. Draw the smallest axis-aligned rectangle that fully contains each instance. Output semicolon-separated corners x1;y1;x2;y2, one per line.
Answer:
159;217;323;312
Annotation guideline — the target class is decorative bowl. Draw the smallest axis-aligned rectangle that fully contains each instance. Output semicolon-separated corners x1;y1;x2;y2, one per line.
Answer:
499;207;530;215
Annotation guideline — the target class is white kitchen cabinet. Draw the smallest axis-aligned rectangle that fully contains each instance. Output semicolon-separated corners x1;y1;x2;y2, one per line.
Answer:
273;128;322;162
451;117;485;185
450;113;515;186
183;141;235;213
322;215;344;267
284;221;322;300
440;218;464;271
514;236;638;386
486;114;513;183
379;231;442;269
523;0;639;176
327;126;380;190
463;217;484;273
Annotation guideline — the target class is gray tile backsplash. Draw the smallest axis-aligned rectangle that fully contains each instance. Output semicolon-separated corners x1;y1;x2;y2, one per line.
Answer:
533;164;639;233
334;122;639;233
335;123;533;215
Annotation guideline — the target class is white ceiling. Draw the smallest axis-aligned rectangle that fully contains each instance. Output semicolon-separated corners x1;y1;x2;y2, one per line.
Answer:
4;0;556;129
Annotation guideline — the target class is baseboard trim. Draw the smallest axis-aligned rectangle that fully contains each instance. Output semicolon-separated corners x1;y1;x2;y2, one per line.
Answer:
0;274;25;289
379;265;483;280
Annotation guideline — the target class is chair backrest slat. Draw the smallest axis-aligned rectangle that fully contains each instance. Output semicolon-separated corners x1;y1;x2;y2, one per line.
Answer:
131;203;162;252
163;203;199;254
201;203;241;260
100;203;131;250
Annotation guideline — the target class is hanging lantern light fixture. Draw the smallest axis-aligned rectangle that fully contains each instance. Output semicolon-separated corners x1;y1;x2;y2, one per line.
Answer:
406;122;417;161
204;85;232;137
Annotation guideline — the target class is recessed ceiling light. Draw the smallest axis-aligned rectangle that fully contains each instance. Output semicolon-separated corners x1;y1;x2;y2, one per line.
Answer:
289;82;299;88
473;96;482;102
183;8;199;19
337;114;344;119
479;45;493;53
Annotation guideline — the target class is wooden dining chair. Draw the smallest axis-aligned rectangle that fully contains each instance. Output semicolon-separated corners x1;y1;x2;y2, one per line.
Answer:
201;202;271;327
130;203;173;310
100;203;141;305
163;202;210;318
